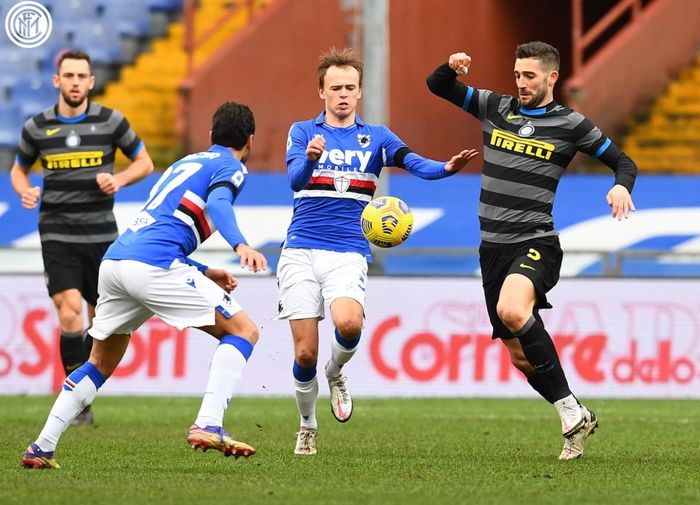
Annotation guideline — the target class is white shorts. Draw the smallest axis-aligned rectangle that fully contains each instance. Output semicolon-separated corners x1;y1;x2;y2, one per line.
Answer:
89;259;242;340
276;248;367;320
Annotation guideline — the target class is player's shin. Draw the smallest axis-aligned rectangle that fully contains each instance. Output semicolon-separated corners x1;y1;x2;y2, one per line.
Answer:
326;329;360;378
515;316;572;402
293;362;319;429
35;362;106;451
194;335;253;428
59;331;87;376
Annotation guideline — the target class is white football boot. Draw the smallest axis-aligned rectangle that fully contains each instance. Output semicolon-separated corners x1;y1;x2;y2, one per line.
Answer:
294;427;317;455
326;362;353;422
558;403;599;460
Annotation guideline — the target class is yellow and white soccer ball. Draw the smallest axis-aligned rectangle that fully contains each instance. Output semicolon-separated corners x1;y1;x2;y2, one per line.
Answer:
361;196;414;248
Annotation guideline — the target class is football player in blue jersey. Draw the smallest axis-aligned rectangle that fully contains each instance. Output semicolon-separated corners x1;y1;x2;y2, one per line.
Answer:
279;47;479;455
21;102;267;469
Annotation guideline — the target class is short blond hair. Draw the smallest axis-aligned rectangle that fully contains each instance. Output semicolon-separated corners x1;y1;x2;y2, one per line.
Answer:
317;47;364;88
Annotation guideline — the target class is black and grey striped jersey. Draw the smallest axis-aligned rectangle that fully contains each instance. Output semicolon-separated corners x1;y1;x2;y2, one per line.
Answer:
427;63;637;244
17;102;142;244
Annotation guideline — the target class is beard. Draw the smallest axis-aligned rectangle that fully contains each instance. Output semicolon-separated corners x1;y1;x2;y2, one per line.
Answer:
61;89;88;108
521;87;548;109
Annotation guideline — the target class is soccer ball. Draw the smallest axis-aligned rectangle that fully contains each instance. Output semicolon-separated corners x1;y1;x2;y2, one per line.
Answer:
361;196;414;248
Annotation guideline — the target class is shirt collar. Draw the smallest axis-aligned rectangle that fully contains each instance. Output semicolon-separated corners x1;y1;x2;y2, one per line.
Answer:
314;111;365;127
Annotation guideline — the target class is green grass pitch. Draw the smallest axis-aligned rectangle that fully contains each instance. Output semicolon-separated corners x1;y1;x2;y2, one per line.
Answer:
1;396;699;505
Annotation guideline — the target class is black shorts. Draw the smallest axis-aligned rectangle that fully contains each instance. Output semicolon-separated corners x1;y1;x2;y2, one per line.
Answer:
41;241;111;306
479;235;563;340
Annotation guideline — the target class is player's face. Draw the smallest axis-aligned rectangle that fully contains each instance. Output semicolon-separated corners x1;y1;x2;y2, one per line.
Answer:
514;58;557;108
53;58;95;109
319;65;362;126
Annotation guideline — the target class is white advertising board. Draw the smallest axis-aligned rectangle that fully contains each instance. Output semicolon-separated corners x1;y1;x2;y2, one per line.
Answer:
0;276;697;398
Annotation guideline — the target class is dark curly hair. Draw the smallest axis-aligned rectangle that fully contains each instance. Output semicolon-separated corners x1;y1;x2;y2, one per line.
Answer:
211;101;255;150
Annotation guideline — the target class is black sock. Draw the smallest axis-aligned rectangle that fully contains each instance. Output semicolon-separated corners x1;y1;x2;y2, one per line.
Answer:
59;331;85;377
516;316;572;403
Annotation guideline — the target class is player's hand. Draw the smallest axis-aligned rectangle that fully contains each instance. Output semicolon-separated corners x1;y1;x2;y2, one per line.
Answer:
445;149;479;173
96;173;122;195
235;243;268;273
448;52;471;76
205;268;239;292
21;186;41;209
606;184;636;220
306;134;326;161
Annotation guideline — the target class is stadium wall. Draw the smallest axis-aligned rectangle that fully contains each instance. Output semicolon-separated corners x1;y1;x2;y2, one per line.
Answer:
1;275;697;398
564;0;700;137
181;0;573;172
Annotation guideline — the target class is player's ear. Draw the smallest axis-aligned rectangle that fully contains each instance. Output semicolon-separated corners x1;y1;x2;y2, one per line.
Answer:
88;75;95;90
208;130;213;144
52;73;59;89
319;88;325;100
548;70;559;87
247;134;254;149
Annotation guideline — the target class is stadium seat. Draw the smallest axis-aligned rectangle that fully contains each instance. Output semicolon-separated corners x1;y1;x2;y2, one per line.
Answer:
70;22;122;64
101;1;152;38
45;0;98;23
12;77;57;122
0;103;21;149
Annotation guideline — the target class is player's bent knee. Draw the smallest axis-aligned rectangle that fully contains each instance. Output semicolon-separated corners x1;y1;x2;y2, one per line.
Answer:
295;348;318;368
335;319;363;340
496;303;528;332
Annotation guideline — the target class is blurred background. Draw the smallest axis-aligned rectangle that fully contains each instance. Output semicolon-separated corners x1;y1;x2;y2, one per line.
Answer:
2;0;700;398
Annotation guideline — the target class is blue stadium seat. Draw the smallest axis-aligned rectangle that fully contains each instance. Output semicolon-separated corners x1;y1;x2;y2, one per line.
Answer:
0;47;40;97
0;103;22;149
45;0;98;23
146;0;183;12
70;22;122;64
12;76;57;122
101;1;152;38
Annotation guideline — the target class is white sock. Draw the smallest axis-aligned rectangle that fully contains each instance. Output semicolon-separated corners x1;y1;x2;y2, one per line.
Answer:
36;364;103;451
326;336;358;378
294;376;318;430
194;340;249;428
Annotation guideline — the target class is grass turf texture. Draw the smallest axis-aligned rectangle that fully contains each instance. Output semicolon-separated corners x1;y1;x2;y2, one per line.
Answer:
2;396;699;505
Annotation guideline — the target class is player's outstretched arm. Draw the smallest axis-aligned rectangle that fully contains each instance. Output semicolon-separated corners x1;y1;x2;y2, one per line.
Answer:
448;52;471;75
606;184;636;220
445;149;480;173
426;52;471;107
234;244;267;273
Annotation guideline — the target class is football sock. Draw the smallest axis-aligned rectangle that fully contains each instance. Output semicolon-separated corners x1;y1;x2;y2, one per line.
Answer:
35;362;105;451
516;316;572;403
59;331;86;377
325;329;360;378
293;362;318;429
194;335;253;428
